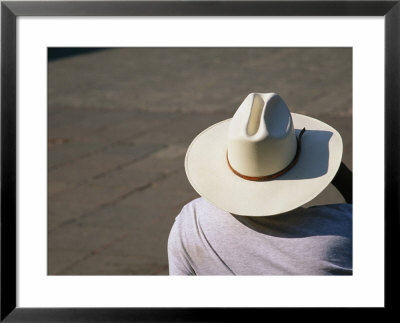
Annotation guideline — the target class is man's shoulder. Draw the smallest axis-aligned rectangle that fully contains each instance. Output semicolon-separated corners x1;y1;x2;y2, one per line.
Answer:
174;197;237;237
181;197;216;209
180;197;204;211
169;198;222;254
178;197;224;219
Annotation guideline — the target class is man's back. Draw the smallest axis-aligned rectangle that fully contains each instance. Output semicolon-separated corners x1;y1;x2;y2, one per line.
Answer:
168;198;352;275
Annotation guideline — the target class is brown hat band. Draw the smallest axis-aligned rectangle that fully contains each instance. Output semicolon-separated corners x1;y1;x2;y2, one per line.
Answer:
226;128;306;182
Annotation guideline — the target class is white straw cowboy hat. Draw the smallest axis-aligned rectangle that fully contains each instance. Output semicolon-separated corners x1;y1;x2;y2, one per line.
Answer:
185;93;343;216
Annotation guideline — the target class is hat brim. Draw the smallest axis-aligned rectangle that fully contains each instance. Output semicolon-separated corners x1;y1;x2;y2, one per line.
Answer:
184;113;343;216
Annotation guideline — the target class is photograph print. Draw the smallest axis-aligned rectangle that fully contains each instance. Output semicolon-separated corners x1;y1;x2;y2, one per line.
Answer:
48;47;352;276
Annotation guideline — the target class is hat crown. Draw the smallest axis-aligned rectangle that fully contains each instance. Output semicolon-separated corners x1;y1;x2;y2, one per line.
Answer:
227;93;297;177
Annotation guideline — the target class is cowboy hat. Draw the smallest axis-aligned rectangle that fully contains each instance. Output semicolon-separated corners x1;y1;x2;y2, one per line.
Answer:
184;93;343;216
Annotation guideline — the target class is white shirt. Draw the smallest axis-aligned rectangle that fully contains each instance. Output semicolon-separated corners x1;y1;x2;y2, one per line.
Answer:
168;197;352;275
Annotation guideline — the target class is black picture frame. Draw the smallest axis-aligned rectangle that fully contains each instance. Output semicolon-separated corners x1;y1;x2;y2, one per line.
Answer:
1;0;399;321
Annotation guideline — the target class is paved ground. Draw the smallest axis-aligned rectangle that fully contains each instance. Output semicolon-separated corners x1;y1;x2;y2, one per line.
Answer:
48;48;352;275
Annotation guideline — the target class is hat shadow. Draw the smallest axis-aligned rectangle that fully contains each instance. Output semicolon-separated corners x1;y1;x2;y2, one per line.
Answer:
278;129;333;180
231;205;351;239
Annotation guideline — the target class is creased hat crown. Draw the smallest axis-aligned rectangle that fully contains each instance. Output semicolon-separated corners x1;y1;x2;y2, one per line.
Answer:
227;93;297;177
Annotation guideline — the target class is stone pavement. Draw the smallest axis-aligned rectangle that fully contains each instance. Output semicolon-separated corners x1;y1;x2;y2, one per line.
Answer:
48;48;352;275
